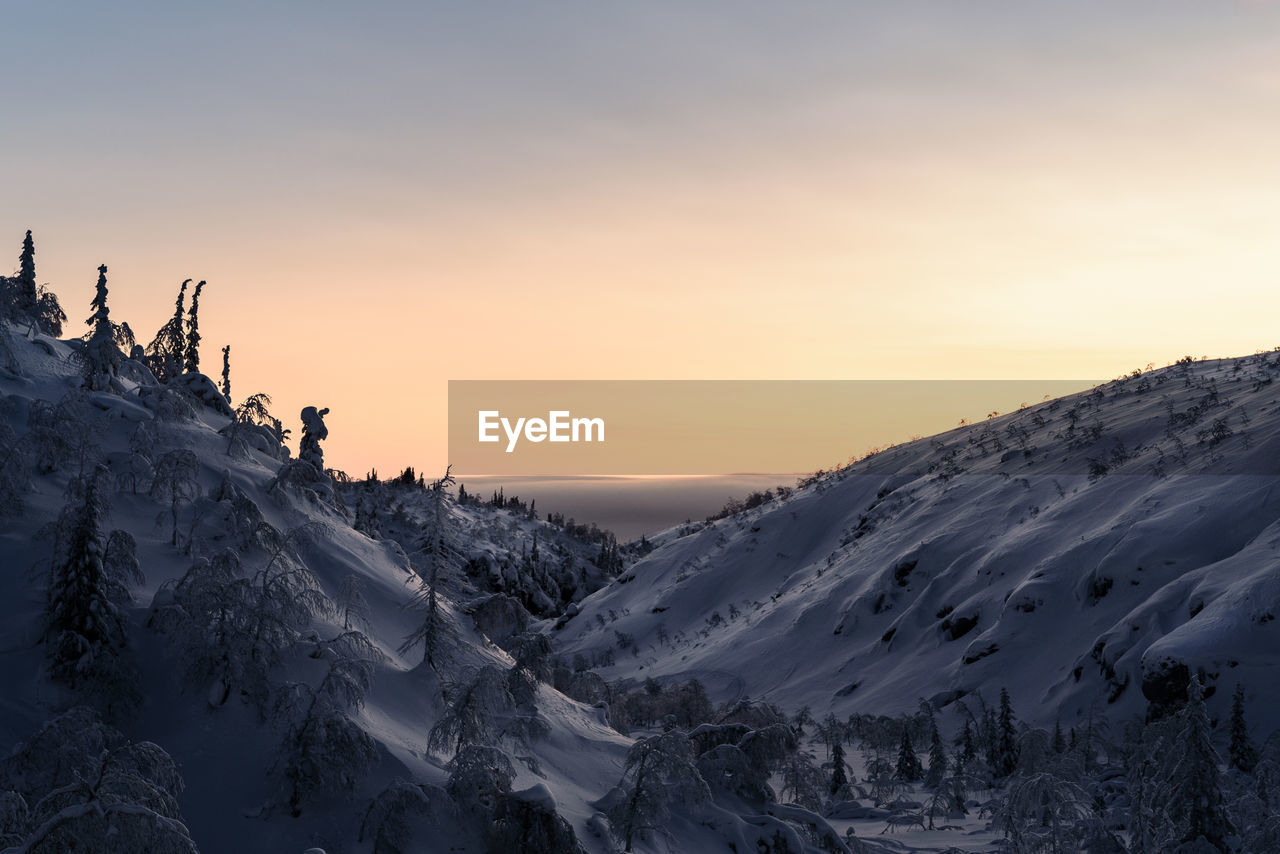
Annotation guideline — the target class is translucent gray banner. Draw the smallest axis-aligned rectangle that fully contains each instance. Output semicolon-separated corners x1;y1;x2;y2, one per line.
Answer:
448;380;1102;476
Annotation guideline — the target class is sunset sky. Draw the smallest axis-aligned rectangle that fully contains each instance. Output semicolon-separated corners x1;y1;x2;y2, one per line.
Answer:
5;2;1280;476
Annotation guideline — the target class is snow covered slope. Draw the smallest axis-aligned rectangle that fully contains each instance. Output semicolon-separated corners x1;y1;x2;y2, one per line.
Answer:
554;354;1280;733
0;323;634;853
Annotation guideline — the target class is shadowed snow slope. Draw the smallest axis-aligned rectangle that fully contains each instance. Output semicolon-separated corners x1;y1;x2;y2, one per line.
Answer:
0;325;629;853
554;354;1280;733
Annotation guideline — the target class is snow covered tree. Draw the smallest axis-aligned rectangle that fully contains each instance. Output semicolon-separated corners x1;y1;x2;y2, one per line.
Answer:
5;229;39;316
360;780;454;854
44;467;139;716
223;392;276;456
401;466;457;673
991;772;1096;854
102;529;143;605
960;717;977;765
1228;683;1257;773
942;748;974;818
0;420;31;516
1162;678;1233;851
4;233;64;334
428;665;517;757
26;392;93;475
0;708;196;854
925;716;947;789
274;630;381;817
865;754;906;804
698;744;771;804
607;730;708;852
339;573;372;631
150;449;201;547
817;713;844;759
220;344;231;403
182;280;205;374
446;745;514;814
830;741;850;796
81;265;124;391
778;748;825;811
33;284;66;337
895;727;923;782
0;791;26;848
996;687;1020;778
152;527;329;713
145;279;188;383
1132;676;1233;853
270;406;336;502
299;405;330;474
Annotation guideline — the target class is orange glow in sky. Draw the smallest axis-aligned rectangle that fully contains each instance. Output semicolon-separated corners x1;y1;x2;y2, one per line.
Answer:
5;3;1280;475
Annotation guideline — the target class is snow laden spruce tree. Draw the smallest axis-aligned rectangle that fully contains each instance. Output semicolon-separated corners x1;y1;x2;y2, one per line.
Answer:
145;279;188;383
182;280;205;374
2;230;65;335
1228;683;1257;774
14;229;37;314
44;466;140;717
401;466;457;675
299;405;330;473
1130;675;1233;853
269;406;336;503
82;264;125;392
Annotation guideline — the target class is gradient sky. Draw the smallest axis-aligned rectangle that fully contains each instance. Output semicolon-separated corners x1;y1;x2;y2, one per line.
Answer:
5;2;1280;476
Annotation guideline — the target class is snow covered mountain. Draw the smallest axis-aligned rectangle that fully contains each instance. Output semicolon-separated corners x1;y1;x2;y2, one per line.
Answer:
2;247;1277;853
0;298;881;854
554;354;1280;735
0;319;647;853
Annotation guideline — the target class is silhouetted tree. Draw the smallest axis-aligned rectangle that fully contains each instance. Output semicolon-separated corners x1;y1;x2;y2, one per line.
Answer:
299;406;330;474
44;467;139;715
82;265;123;391
183;280;205;374
925;717;947;789
14;229;37;314
145;279;188;382
830;741;849;795
220;344;231;403
895;726;923;781
1228;683;1257;773
996;688;1019;777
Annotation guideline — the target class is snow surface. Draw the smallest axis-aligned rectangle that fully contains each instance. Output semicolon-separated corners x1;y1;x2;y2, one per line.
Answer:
554;355;1280;736
3;317;1277;852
